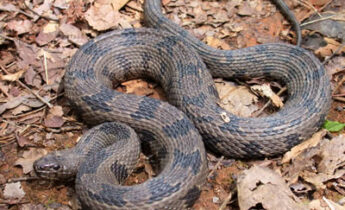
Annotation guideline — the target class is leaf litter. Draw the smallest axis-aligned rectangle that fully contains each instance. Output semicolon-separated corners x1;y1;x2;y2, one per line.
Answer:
0;0;345;209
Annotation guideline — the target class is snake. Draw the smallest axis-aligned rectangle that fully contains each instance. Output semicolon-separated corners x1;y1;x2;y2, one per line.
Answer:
33;0;331;209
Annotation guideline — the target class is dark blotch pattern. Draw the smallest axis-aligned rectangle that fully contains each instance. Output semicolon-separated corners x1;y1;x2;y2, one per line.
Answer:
130;97;161;120
162;118;194;138
110;160;128;183
181;186;201;208
86;184;128;207
147;178;181;204
171;149;201;175
81;88;114;112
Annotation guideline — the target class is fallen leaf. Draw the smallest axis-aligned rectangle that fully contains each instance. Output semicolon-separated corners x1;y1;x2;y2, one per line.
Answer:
308;197;345;210
0;70;25;81
204;36;231;50
49;105;64;117
215;80;259;117
15;148;48;174
237;165;305;210
44;115;65;128
251;83;283;108
0;95;29;114
303;135;345;189
110;0;130;11
85;3;120;31
121;79;154;96
60;23;88;46
282;130;326;163
3;182;25;200
7;20;32;35
0;2;18;12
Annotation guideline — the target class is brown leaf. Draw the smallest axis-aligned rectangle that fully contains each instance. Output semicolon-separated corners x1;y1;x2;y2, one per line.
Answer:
16;134;33;147
110;0;130;11
215;80;259;117
14;41;40;69
44;115;65;128
282;130;326;163
15;148;48;174
251;84;284;108
7;20;32;35
0;2;18;12
237;166;305;210
85;3;120;31
59;23;88;46
0;95;28;114
49;105;64;117
0;70;25;81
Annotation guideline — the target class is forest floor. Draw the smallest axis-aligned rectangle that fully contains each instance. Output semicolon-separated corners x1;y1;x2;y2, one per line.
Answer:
1;0;345;209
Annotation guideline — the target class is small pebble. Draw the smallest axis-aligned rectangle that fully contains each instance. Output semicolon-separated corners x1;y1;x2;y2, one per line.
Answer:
212;196;220;203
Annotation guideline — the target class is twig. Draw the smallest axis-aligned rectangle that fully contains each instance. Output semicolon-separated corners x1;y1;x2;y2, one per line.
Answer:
7;176;39;183
218;191;233;210
0;64;53;108
322;42;345;65
300;14;338;27
208;156;224;179
252;86;287;117
294;0;321;17
0;33;15;41
23;0;59;21
332;77;345;95
43;50;49;85
333;96;345;103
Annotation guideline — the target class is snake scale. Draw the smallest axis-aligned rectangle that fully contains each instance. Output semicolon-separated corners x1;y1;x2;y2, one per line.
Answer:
34;0;331;209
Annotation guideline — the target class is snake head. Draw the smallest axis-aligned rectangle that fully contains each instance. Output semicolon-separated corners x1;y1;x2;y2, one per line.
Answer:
34;151;77;181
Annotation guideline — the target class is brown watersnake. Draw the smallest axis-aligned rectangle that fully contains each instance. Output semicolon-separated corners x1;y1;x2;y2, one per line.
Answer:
34;0;331;209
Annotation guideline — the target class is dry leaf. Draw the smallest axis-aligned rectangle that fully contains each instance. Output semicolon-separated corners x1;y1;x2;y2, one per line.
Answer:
215;80;259;117
0;2;18;12
7;20;32;35
204;36;231;50
110;0;130;11
0;95;29;114
282;130;326;164
308;197;345;210
3;182;25;200
44;115;65;128
15;148;48;174
251;84;283;108
237;165;305;210
60;23;88;46
85;3;120;31
303;135;345;189
49;105;64;117
0;70;25;81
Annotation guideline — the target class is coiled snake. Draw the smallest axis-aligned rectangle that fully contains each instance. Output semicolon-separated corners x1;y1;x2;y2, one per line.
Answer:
34;0;331;209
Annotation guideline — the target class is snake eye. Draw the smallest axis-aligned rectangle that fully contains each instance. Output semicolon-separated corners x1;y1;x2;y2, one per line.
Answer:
52;165;60;170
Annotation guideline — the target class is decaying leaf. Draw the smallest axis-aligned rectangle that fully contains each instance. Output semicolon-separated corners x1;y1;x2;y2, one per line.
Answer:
85;2;120;31
251;83;284;108
110;0;130;11
3;182;26;200
237;165;305;210
0;70;25;81
215;80;259;117
7;20;32;35
15;148;48;174
308;197;345;210
60;23;88;46
282;130;326;164
303;135;345;189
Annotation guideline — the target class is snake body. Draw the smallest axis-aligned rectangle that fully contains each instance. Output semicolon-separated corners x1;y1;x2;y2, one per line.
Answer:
34;0;331;209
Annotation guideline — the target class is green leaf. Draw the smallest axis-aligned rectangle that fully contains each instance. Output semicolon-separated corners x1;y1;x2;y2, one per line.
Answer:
323;120;345;132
